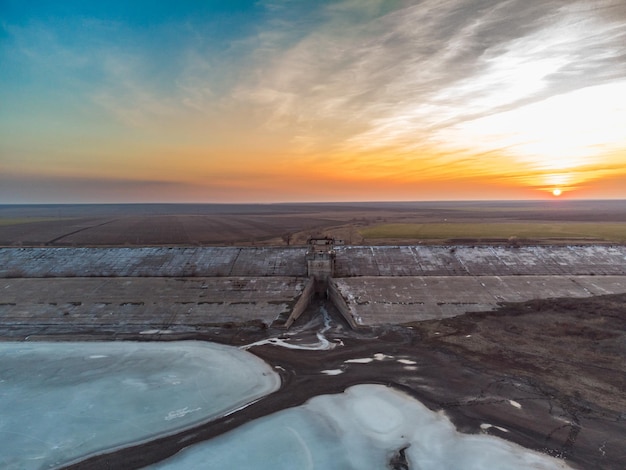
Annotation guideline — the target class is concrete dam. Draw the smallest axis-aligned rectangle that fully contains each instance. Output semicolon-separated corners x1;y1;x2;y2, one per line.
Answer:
1;244;626;336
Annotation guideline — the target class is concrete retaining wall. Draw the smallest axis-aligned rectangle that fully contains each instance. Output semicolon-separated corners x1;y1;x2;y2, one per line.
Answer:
2;245;625;279
3;245;625;331
0;277;306;332
333;275;626;325
327;277;359;329
334;245;626;276
284;277;315;328
0;247;308;278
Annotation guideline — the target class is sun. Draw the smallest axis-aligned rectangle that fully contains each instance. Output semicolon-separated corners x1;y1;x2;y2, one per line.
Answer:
552;188;562;197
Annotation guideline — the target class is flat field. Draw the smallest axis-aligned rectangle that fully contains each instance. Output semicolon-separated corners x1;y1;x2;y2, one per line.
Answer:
359;222;626;243
0;217;68;226
0;200;624;246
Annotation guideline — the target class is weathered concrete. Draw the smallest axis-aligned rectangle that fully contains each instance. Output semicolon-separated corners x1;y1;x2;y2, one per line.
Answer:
333;275;626;325
334;245;626;276
284;277;315;328
2;245;625;332
3;245;625;279
327;278;359;329
0;247;308;278
305;237;336;293
11;272;603;331
0;277;306;334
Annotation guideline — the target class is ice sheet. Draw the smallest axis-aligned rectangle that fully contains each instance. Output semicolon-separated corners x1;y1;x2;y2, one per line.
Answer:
149;384;571;470
0;341;280;469
242;306;338;351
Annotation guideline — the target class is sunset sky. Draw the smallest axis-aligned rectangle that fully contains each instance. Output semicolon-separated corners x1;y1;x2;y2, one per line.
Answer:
1;0;625;203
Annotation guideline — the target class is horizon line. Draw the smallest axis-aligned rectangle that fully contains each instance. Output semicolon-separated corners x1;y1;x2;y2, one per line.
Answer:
1;198;626;206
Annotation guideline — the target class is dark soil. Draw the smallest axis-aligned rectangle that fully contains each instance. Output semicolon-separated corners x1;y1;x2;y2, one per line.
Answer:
2;200;625;247
61;293;626;470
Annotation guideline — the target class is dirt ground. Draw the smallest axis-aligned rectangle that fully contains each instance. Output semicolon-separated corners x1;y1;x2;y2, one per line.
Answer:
406;294;626;414
33;293;624;470
1;200;625;246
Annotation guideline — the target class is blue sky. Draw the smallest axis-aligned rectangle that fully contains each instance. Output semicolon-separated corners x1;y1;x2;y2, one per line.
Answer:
1;0;625;203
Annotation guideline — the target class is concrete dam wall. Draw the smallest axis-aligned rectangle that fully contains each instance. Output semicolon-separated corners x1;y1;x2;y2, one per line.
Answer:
1;245;625;333
2;245;625;278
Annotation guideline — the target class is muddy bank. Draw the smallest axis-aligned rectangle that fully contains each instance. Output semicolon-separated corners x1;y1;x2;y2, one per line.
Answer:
57;293;626;470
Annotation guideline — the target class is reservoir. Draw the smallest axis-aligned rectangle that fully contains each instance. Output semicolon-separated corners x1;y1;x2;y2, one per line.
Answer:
0;340;571;469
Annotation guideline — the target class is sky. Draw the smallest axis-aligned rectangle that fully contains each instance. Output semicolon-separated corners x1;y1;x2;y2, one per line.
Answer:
1;0;625;203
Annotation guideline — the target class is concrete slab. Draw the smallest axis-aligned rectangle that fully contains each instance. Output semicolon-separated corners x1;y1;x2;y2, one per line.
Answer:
2;245;625;278
569;276;626;296
333;245;626;277
0;247;308;278
478;276;590;303
0;277;306;331
334;275;626;326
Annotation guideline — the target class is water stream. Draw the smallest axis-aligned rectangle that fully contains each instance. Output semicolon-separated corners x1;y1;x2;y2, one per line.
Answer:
241;306;340;351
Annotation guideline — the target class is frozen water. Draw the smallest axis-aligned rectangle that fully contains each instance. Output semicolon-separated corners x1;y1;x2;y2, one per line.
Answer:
149;384;571;470
345;357;374;363
481;423;510;433
345;353;393;364
242;306;338;351
373;353;393;360
0;341;279;469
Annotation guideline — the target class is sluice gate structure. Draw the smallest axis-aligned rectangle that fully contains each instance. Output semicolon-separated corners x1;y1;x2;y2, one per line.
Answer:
1;244;626;335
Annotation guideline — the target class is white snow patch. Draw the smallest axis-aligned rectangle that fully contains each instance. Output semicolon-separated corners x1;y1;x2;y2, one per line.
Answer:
481;423;510;433
345;358;374;364
346;353;393;364
374;353;393;361
242;306;337;351
150;384;572;470
321;369;344;376
398;359;417;365
509;400;522;409
351;392;403;434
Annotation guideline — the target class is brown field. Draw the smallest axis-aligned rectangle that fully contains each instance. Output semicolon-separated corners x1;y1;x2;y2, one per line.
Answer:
0;200;625;247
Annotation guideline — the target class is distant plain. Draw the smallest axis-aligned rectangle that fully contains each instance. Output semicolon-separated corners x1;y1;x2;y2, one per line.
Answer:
0;200;624;247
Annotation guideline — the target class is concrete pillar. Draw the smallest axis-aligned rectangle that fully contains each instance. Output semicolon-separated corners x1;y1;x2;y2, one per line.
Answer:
284;277;315;329
305;237;336;294
327;277;359;329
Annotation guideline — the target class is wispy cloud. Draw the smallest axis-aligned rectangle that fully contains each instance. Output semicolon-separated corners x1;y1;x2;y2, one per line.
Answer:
2;0;625;202
0;173;191;203
92;52;189;128
234;0;626;173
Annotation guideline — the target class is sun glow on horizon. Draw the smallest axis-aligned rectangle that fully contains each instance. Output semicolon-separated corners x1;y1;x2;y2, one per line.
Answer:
437;82;626;194
552;188;562;197
1;1;626;203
